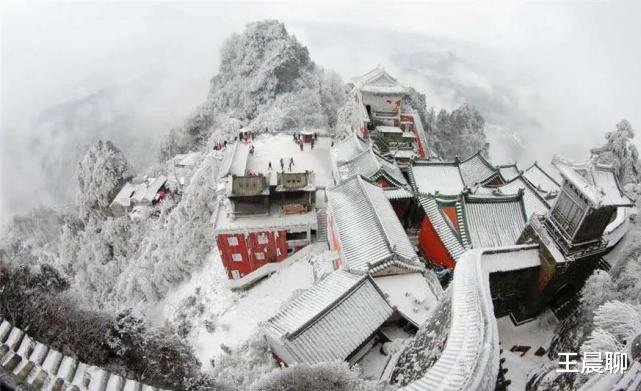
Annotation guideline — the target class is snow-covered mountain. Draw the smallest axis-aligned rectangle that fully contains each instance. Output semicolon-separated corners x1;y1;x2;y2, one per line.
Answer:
159;20;346;159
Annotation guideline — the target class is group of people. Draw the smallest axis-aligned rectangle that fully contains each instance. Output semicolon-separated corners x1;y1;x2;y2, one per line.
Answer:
268;157;296;171
292;131;319;151
212;140;228;151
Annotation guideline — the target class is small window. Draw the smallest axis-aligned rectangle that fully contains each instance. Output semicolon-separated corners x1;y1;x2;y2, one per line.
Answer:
255;252;265;260
227;236;239;246
232;253;243;262
257;234;269;245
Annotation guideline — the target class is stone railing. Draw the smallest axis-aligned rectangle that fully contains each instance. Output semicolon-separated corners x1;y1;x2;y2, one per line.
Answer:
403;249;500;391
0;319;167;391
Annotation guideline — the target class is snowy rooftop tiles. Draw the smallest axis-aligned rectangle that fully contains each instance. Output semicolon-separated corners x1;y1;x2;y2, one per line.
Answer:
332;144;408;188
417;192;528;261
458;152;501;187
110;176;167;212
327;176;423;274
409;161;466;196
261;269;393;365
497;163;521;182
353;66;409;95
463;194;528;249
409;153;500;197
417;195;468;260
332;133;370;164
473;175;552;218
522;162;560;195
552;156;632;207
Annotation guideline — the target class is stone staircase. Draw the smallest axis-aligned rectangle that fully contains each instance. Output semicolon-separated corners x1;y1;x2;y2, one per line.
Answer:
0;319;167;390
316;208;327;243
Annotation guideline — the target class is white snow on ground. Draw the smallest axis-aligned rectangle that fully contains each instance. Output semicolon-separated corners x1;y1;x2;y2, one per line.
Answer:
357;326;413;380
156;247;316;371
245;133;333;187
497;311;558;390
373;273;440;327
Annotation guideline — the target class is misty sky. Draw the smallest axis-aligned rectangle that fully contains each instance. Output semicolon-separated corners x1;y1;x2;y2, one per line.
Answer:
2;1;641;217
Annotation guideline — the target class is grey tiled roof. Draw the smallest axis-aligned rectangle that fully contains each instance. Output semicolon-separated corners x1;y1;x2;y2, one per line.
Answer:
333;133;370;164
522;162;560;194
409;162;465;196
552;157;632;207
384;187;414;200
336;148;407;187
462;195;527;248
474;174;553;218
261;270;393;365
417;195;468;260
497;164;521;182
459;152;500;186
327;176;423;274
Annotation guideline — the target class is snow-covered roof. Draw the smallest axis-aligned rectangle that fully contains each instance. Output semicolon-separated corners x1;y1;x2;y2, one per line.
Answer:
218;141;250;179
335;148;408;188
384;187;414;200
417;192;528;261
474;175;551;218
376;125;403;134
261;270;394;365
391;149;418;159
417;195;468;260
552;157;632;207
458;152;501;186
409;161;466;196
401;248;501;391
135;176;167;204
327;176;424;274
497;163;520;182
353;66;409;95
522;162;560;194
214;201;317;234
480;244;540;273
174;151;201;168
111;176;167;210
462;194;527;249
333;133;370;164
111;182;138;208
374;273;440;327
0;319;166;391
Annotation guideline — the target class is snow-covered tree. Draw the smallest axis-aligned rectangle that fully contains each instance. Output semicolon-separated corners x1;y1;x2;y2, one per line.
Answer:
77;140;133;219
250;361;388;391
428;104;490;160
580;270;618;317
590;301;641;345
406;88;490;160
578;300;641;381
591;119;640;187
114;154;219;304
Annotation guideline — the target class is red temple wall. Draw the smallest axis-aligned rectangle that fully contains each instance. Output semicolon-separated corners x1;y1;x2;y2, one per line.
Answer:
418;216;455;269
216;230;288;279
